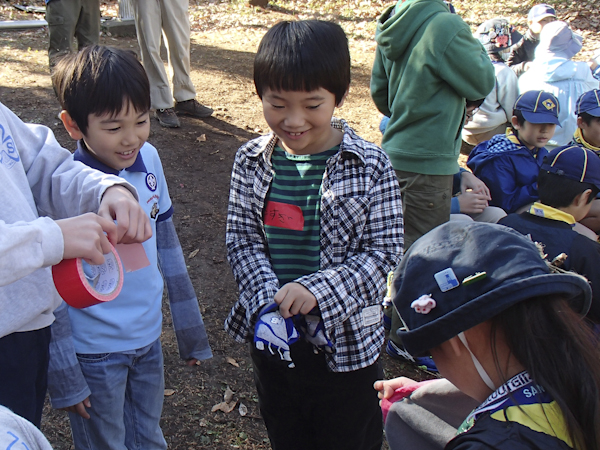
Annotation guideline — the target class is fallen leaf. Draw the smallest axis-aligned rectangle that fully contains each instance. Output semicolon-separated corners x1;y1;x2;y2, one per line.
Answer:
164;389;176;396
196;134;206;142
211;401;237;413
239;403;248;416
209;149;220;155
224;387;235;403
226;357;239;367
188;249;200;259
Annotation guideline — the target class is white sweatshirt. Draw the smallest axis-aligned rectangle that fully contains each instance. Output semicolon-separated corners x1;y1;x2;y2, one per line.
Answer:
463;61;518;137
0;102;134;338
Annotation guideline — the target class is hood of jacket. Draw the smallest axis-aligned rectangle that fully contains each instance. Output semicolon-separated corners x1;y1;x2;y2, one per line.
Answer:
375;0;451;61
527;57;591;83
467;132;530;171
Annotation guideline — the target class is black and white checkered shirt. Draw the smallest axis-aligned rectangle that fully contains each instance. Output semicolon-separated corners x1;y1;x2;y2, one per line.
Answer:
225;118;404;372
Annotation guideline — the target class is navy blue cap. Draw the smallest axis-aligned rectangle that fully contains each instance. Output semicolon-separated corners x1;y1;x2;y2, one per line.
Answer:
392;222;591;357
576;89;600;117
541;145;600;190
514;90;561;126
528;4;556;23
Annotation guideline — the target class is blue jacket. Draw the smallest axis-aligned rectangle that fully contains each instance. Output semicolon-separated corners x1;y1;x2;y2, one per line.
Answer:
467;132;548;213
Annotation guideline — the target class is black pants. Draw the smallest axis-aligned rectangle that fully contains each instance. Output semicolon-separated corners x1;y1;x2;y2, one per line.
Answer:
250;341;383;450
0;326;51;427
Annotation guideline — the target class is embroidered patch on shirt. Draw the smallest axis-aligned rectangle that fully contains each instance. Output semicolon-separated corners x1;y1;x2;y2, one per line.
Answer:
146;173;157;191
362;305;381;327
264;201;304;231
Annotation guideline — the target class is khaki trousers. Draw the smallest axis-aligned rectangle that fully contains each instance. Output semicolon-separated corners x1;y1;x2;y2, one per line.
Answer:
131;0;196;109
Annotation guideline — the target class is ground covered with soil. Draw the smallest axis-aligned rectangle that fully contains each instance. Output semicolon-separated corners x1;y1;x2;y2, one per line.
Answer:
0;0;598;448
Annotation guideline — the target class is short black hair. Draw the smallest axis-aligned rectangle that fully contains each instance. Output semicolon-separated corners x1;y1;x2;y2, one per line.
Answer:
538;170;599;208
253;20;350;105
52;45;150;135
578;112;600;126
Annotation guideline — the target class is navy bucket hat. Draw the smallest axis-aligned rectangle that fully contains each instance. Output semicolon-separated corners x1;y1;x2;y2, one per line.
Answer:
392;222;592;357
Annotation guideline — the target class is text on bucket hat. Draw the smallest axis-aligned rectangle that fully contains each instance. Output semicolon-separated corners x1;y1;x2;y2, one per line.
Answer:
527;4;556;23
514;90;561;126
392;222;591;357
541;145;600;190
576;89;600;117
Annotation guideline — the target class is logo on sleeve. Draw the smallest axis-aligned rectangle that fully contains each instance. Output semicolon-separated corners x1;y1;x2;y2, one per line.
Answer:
0;124;19;169
146;173;157;191
150;202;159;219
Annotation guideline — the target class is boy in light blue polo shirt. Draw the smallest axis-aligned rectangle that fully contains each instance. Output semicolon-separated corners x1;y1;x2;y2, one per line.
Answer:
47;45;212;449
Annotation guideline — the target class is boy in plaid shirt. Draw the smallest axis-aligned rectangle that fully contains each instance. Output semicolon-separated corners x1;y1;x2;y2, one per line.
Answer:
224;20;403;450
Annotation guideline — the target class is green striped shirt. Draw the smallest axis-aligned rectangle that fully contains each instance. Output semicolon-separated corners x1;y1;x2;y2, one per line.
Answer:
265;146;338;286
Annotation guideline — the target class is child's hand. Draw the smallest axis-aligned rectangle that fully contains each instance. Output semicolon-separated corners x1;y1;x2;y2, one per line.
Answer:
373;377;418;400
57;213;116;265
460;171;491;199
61;397;91;419
98;185;152;245
274;283;317;319
457;191;489;214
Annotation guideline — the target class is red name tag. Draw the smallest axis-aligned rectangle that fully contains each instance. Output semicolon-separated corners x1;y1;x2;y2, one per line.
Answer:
264;201;304;231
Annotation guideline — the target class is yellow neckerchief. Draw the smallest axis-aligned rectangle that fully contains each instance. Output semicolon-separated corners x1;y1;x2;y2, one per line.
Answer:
505;128;540;156
528;202;576;225
573;128;600;154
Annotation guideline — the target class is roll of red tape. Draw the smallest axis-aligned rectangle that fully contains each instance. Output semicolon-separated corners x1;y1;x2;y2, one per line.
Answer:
52;244;124;309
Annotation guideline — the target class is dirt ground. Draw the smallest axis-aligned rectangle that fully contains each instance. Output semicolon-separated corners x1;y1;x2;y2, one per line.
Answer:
0;0;598;448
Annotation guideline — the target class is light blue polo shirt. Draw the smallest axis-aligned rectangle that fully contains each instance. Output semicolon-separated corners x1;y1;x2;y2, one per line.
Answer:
68;142;173;353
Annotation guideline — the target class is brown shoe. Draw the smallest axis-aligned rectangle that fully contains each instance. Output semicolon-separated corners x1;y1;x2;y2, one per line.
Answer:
154;108;180;128
174;99;214;118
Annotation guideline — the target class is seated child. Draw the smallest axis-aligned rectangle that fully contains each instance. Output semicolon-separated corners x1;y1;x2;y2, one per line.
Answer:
571;89;600;233
467;90;560;214
462;18;519;146
47;45;212;448
377;221;600;449
499;144;600;324
518;21;598;148
225;20;403;450
573;88;600;152
507;4;556;77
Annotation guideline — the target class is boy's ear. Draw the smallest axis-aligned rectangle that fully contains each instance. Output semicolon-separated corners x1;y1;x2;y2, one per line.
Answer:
510;115;520;130
577;116;586;130
575;189;593;207
59;111;84;140
336;89;349;108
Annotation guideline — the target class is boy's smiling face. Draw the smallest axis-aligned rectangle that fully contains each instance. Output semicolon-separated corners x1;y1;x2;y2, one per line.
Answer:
81;103;150;171
512;117;556;150
261;88;345;155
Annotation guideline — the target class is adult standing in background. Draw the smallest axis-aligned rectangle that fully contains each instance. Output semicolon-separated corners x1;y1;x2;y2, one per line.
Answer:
131;0;213;128
45;0;99;69
370;0;494;362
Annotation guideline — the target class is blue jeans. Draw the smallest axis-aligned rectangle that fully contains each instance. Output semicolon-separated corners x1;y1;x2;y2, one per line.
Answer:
68;339;167;450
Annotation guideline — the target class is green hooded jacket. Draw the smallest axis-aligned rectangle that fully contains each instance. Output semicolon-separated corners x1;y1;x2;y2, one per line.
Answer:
371;0;494;175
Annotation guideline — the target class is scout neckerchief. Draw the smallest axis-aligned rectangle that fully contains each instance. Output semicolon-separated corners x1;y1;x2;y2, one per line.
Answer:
573;128;600;155
528;202;576;226
456;371;573;447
